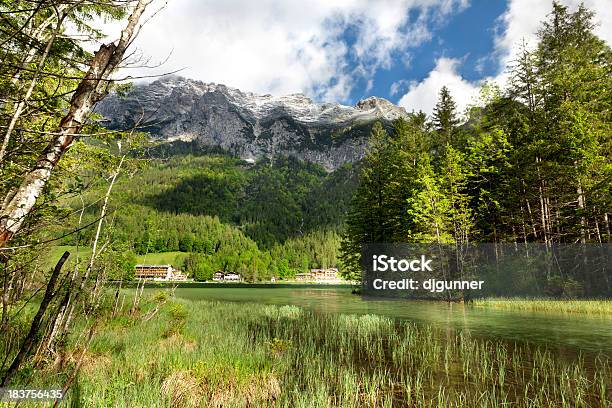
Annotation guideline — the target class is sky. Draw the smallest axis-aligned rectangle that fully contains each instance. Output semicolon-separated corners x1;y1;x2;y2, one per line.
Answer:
99;0;612;115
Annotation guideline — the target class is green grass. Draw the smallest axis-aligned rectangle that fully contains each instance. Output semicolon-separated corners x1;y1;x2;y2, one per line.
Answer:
43;245;91;270
136;251;188;266
16;292;610;407
473;297;612;315
45;247;186;270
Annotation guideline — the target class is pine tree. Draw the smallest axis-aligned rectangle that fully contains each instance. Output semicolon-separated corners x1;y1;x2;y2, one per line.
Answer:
508;2;612;243
432;86;460;149
340;122;394;278
385;117;429;240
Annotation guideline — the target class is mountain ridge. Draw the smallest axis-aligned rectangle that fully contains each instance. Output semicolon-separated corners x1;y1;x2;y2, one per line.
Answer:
97;76;410;169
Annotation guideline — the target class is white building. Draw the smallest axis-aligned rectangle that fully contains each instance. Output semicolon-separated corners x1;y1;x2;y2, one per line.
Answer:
212;271;241;281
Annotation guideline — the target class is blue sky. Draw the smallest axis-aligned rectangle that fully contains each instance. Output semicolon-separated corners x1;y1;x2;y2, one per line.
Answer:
346;1;507;104
105;0;611;114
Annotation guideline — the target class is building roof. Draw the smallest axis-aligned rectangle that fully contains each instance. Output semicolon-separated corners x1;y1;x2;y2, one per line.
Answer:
135;264;172;268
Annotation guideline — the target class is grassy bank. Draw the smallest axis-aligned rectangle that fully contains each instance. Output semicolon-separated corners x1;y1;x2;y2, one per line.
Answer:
13;291;606;407
473;298;612;315
43;245;91;270
136;251;189;266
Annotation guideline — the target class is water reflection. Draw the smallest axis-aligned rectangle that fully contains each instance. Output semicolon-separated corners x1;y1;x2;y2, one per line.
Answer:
171;286;612;355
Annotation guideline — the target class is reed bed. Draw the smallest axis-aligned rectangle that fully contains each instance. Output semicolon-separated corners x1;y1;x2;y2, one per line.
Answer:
472;297;612;315
18;292;612;407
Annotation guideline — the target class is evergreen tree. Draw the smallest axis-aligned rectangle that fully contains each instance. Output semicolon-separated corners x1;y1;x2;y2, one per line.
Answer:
340;122;394;278
509;2;612;243
432;86;460;149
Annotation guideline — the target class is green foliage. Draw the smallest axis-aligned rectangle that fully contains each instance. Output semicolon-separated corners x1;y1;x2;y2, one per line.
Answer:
97;243;137;281
340;116;462;277
432;85;460;148
341;3;611;279
182;253;213;281
406;156;454;243
162;302;188;338
59;152;352;281
0;0;136;248
265;337;292;357
152;291;169;304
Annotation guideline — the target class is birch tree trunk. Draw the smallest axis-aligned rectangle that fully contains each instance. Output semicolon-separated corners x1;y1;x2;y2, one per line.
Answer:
0;0;151;247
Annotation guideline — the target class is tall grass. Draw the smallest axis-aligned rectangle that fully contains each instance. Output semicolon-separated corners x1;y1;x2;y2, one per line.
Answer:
17;292;612;407
473;297;612;315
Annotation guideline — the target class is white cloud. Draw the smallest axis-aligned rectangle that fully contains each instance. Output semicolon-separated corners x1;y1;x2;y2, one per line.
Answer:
97;0;469;102
494;0;612;75
389;79;410;96
397;0;612;115
397;57;481;115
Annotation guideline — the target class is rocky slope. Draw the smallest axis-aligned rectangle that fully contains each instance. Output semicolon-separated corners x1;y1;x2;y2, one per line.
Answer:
96;76;410;169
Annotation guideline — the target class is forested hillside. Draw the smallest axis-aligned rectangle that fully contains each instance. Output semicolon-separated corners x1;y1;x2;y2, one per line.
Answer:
62;147;357;281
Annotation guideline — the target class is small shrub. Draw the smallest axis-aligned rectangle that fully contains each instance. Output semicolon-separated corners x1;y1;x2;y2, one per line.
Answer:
153;291;169;304
162;303;188;338
266;338;292;357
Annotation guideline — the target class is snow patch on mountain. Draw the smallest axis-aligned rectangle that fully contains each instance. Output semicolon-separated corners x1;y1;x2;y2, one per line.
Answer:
96;76;411;169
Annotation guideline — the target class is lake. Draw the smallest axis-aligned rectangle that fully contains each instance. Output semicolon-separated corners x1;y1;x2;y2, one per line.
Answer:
161;284;612;357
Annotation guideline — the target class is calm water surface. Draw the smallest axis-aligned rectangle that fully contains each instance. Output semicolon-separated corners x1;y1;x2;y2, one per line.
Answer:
168;285;612;356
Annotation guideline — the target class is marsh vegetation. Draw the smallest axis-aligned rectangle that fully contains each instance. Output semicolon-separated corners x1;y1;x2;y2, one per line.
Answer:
11;291;609;407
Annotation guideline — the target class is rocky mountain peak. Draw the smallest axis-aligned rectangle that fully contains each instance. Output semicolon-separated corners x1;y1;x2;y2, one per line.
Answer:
96;76;411;170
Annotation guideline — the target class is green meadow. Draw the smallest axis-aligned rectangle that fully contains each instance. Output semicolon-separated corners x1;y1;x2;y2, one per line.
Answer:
13;291;610;407
136;252;190;266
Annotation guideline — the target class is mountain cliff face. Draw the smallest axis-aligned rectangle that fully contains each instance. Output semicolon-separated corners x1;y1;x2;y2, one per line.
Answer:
96;76;410;169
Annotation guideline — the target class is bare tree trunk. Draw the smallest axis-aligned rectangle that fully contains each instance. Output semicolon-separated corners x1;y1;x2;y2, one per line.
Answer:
576;176;586;244
0;255;11;331
36;278;74;360
539;183;548;245
545;195;553;241
594;215;601;244
43;198;86;351
0;0;151;247
1;251;69;387
112;280;122;317
64;154;125;330
131;278;145;314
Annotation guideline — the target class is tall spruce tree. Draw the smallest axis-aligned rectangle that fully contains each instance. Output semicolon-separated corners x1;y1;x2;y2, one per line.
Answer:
340;122;393;278
432;86;460;149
